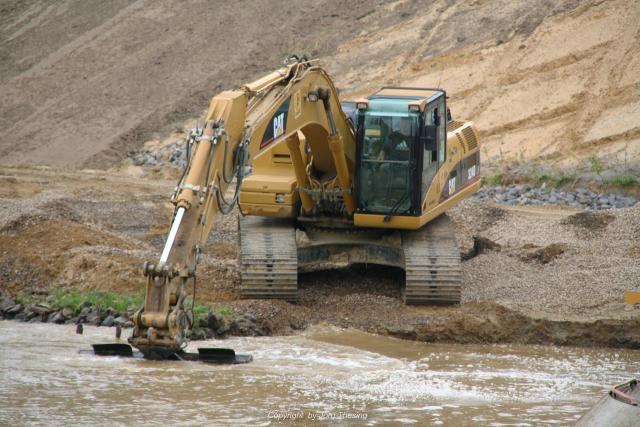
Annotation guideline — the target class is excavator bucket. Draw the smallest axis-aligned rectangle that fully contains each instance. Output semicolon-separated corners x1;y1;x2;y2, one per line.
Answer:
85;343;252;364
92;343;134;357
197;348;237;364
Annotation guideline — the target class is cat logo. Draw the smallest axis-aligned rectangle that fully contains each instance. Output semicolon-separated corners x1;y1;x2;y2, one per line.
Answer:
273;113;285;138
260;96;290;149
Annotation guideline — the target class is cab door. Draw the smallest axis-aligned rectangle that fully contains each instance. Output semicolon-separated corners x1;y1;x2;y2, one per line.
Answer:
421;95;446;201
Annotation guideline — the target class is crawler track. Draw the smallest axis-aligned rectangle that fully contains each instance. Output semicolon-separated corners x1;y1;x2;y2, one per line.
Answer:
402;214;462;304
239;216;298;301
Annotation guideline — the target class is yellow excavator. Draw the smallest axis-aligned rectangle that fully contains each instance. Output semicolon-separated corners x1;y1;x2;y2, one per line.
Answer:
125;57;480;359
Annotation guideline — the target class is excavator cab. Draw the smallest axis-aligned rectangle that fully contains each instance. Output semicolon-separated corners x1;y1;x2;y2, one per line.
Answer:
355;88;447;217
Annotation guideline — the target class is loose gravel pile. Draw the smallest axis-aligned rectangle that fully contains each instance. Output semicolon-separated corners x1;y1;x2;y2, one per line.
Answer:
471;184;637;210
451;200;640;320
128;139;187;168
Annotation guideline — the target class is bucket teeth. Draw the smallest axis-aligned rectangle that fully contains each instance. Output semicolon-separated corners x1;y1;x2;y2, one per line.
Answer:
402;214;462;304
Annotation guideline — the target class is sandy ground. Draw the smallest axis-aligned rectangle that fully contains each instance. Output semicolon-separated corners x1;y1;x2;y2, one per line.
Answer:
1;166;638;348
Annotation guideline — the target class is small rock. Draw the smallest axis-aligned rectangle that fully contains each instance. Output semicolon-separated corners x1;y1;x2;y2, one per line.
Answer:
622;197;636;207
114;316;129;326
29;315;44;323
190;329;206;340
6;304;23;315
576;195;590;204
0;297;16;312
101;315;115;327
48;311;66;324
232;318;257;336
216;319;231;336
62;306;74;318
203;312;227;331
15;311;29;322
29;303;52;316
86;312;101;326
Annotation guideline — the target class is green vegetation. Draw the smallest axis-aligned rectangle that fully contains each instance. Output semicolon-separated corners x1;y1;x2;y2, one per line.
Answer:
15;292;36;306
533;172;576;188
14;289;234;326
608;174;639;187
484;174;503;186
215;305;235;317
184;296;212;325
52;289;143;315
588;155;605;178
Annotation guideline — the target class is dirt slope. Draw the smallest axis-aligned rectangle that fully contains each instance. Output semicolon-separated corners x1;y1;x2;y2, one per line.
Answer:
0;0;420;168
331;0;640;174
1;0;638;173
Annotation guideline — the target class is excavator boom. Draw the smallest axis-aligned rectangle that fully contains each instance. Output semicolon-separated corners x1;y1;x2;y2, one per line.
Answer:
129;59;357;357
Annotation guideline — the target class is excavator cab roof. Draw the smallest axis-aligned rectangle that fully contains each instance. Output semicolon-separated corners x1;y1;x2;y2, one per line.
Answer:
370;86;444;102
359;86;446;114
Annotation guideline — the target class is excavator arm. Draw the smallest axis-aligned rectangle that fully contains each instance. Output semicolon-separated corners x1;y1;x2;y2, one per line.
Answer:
129;59;356;357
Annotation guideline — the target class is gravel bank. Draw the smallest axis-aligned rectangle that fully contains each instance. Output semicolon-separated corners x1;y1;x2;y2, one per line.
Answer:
471;184;638;210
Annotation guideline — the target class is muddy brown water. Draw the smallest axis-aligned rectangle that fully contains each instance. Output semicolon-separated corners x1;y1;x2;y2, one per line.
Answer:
1;322;639;426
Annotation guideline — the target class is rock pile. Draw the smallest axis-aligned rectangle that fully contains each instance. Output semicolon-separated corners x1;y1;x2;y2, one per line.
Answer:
472;184;638;210
191;311;269;340
0;297;134;328
128;139;187;168
0;296;266;340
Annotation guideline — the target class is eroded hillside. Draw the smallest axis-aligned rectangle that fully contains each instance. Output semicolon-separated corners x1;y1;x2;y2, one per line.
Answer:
330;0;640;176
0;0;637;175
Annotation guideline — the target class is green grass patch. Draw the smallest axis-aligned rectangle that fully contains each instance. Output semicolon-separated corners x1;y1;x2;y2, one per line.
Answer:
17;289;227;324
15;292;36;306
608;175;639;187
52;289;143;315
532;173;575;188
184;297;211;325
215;305;235;317
484;174;503;186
